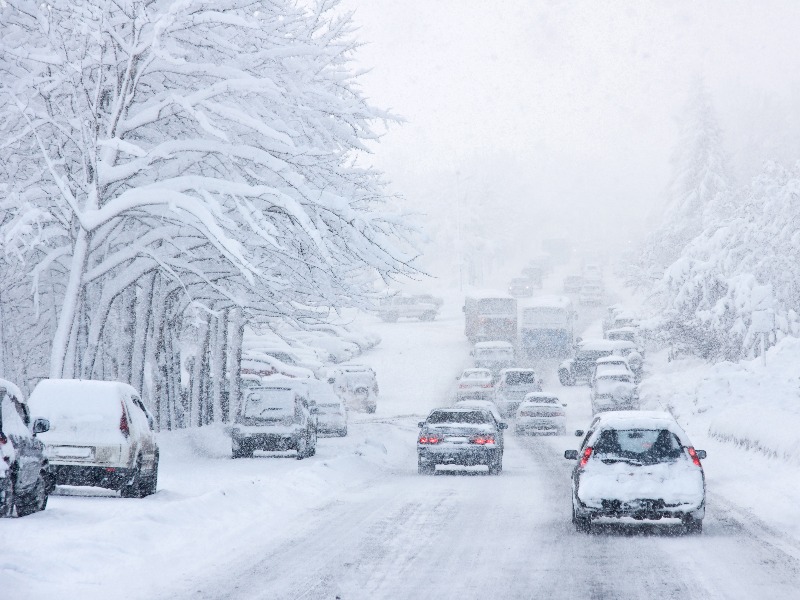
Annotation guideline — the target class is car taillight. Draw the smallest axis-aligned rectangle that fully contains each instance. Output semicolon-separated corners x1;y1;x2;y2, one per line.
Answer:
120;403;130;438
481;384;492;388
419;435;441;444
0;433;6;445
471;435;495;445
579;446;593;468
459;384;469;389
687;447;702;467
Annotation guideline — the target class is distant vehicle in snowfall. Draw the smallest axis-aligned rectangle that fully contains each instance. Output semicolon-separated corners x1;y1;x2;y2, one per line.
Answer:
578;282;604;305
409;293;444;309
287;330;359;363
241;350;316;379
471;341;515;377
1;379;52;517
559;338;620;386
455;368;494;401
463;292;517;344
590;372;639;415
303;379;347;437
602;306;638;337
582;263;603;281
591;355;634;385
508;277;535;298
417;408;508;475
493;368;543;418
520;266;544;288
564;411;706;533
519;296;575;358
327;365;378;413
29;379;159;498
378;293;439;322
606;327;644;355
541;238;571;266
242;344;326;378
232;379;318;459
306;323;380;353
563;275;584;294
515;393;567;436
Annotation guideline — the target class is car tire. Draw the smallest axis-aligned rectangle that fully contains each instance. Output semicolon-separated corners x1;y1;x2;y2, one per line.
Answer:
573;505;591;533
682;516;703;534
232;447;253;459
16;471;48;516
488;452;503;475
420;311;436;322
141;456;159;497
418;457;435;475
558;370;575;386
338;427;348;437
120;459;144;498
0;475;15;518
296;434;309;460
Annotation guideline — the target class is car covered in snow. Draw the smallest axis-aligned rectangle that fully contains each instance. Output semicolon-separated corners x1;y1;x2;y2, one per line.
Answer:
378;293;440;322
241;350;316;379
327;365;378;413
471;341;515;377
232;379;318;458
508;277;535;298
417;408;508;475
564;411;706;533
563;275;584;293
578;282;604;305
463;292;518;344
515;393;567;436
286;330;359;364
591;355;634;384
559;339;620;386
30;379;159;498
493;368;543;417
303;379;347;437
590;372;639;414
1;379;52;517
455;368;494;401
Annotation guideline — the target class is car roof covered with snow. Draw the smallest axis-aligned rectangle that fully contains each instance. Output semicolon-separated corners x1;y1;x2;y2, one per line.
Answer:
577;339;619;352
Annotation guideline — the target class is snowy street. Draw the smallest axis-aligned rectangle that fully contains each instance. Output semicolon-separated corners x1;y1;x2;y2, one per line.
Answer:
6;298;800;599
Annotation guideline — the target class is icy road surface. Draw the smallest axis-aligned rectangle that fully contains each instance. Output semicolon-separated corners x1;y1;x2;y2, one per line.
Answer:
4;295;800;599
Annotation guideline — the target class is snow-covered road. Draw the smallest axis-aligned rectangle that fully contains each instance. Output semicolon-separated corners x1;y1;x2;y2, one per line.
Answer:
5;293;800;599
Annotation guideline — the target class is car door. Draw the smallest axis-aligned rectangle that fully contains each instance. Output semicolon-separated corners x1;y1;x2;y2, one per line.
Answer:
1;394;39;492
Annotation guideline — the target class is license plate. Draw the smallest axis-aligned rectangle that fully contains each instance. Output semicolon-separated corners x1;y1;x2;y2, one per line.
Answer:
54;446;93;458
446;437;469;444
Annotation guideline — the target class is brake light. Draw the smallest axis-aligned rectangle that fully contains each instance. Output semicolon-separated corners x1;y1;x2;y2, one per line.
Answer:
579;446;593;468
687;447;702;467
481;384;492;389
471;435;495;445
0;433;6;445
418;435;441;444
119;403;130;438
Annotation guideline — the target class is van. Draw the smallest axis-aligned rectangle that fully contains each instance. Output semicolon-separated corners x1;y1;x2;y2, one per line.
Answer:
29;379;158;498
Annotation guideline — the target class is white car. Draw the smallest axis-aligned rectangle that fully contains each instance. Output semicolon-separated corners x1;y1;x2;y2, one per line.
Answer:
579;282;603;305
515;393;567;435
590;372;639;415
29;379;159;498
304;379;347;437
565;411;706;533
455;368;494;401
328;365;378;413
493;368;542;418
241;350;315;379
591;355;633;384
288;330;360;363
472;341;515;376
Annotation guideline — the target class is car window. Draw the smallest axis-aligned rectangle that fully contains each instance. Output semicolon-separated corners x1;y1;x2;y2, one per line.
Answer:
594;429;683;462
427;410;493;424
1;394;30;438
504;371;537;385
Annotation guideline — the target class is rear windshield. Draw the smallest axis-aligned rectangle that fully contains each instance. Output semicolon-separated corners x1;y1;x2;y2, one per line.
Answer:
504;371;537;385
463;371;490;379
242;389;295;422
526;397;557;404
476;298;515;314
427;410;492;424
594;429;683;462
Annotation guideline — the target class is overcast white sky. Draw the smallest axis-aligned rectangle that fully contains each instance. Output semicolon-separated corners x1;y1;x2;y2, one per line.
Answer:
343;0;800;273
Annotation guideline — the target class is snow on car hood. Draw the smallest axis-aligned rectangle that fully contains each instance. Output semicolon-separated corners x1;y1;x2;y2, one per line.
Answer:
578;457;704;507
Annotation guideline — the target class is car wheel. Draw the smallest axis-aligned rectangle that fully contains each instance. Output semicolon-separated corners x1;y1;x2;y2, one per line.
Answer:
232;447;253;459
0;475;15;518
488;452;503;475
16;471;48;516
120;458;144;498
573;504;591;533
338;427;348;437
296;434;309;460
418;457;435;475
682;516;703;534
366;405;376;414
141;456;159;497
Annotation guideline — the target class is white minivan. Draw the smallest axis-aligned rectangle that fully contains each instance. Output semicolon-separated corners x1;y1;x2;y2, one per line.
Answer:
29;379;159;498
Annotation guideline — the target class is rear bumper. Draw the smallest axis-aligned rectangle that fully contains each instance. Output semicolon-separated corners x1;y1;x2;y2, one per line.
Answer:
578;499;705;521
232;432;300;452
50;464;135;489
418;445;498;466
516;417;565;432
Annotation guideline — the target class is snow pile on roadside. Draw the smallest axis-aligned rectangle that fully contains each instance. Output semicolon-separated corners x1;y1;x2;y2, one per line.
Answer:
640;338;800;463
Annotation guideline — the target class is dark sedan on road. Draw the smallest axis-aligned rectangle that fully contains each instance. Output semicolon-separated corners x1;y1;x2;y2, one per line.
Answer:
417;408;508;475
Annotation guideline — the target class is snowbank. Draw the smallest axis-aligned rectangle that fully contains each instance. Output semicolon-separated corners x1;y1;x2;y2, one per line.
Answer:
640;337;800;463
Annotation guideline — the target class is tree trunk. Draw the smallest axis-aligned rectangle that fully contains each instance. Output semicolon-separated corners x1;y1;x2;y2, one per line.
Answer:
210;312;226;424
226;308;244;423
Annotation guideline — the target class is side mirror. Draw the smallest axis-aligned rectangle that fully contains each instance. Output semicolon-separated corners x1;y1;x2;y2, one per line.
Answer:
327;377;335;384
696;449;707;459
498;422;508;430
310;407;319;415
574;429;585;437
562;403;567;407
417;421;425;429
32;418;50;435
564;450;579;460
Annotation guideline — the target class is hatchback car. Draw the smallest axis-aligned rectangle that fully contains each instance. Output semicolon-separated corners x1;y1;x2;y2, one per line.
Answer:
304;379;347;437
417;408;508;475
515;393;567;435
455;368;494;401
1;379;52;517
494;368;542;417
232;380;317;459
565;411;706;533
30;379;159;498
